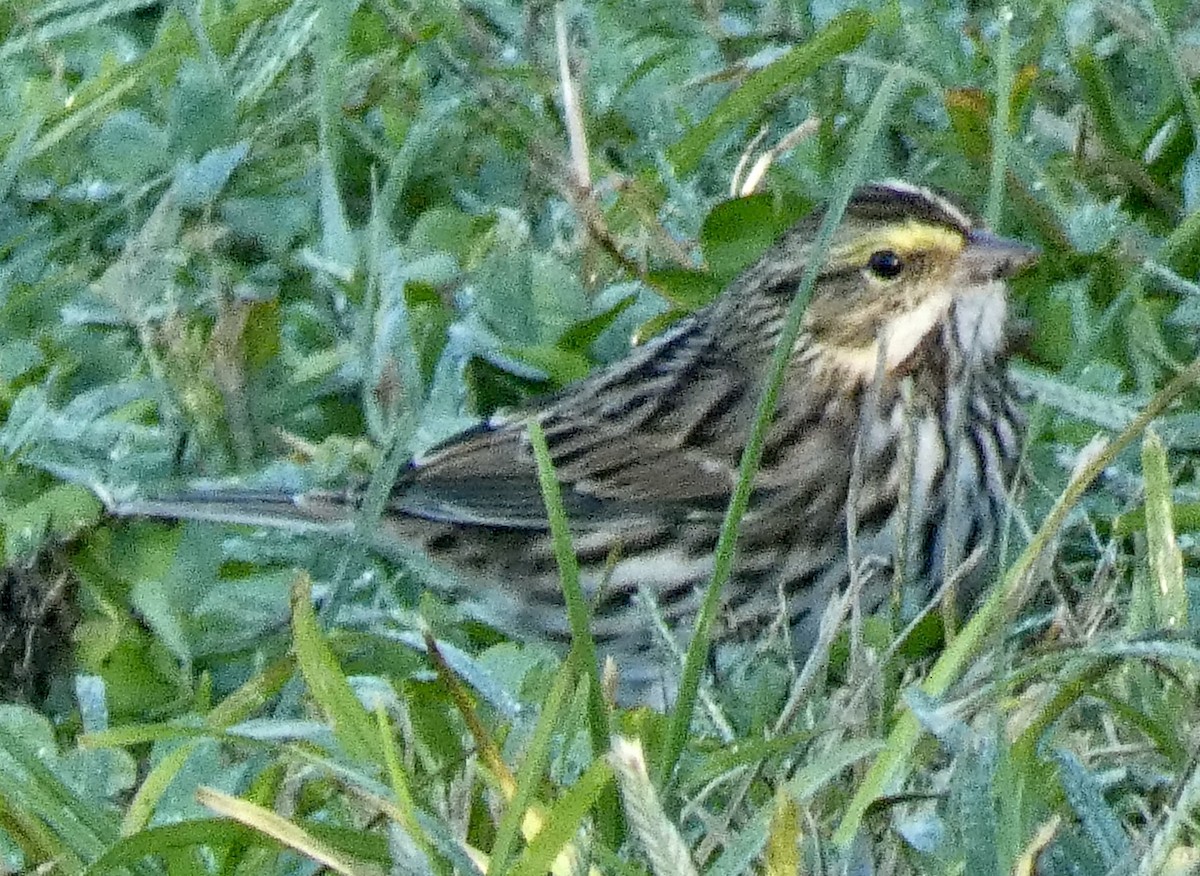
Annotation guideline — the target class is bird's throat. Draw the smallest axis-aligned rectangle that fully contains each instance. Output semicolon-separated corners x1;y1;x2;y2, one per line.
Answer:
811;289;954;382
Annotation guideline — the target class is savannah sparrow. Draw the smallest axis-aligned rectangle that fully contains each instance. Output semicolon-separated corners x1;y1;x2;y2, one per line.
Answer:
114;181;1037;701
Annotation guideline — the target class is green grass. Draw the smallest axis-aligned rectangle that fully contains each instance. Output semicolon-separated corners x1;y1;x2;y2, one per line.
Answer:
1;1;1200;874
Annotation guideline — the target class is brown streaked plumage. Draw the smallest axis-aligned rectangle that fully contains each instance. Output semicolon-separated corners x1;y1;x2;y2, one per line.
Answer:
110;181;1038;702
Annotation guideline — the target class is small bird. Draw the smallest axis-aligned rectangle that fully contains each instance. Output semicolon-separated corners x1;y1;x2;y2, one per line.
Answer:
112;181;1038;701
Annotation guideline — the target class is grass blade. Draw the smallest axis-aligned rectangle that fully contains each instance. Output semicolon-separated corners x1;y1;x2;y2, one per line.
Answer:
1141;428;1187;631
668;10;873;176
657;60;904;789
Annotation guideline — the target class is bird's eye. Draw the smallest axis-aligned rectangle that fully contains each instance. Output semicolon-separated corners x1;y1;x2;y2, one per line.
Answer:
867;249;904;279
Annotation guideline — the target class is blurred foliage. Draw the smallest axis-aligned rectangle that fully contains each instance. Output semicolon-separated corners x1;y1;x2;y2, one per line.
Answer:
0;0;1199;873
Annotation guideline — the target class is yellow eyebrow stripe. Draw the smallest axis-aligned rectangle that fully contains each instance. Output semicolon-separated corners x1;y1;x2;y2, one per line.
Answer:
827;220;966;268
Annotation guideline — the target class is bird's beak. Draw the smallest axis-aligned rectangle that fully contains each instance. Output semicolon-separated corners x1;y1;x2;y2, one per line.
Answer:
961;229;1040;281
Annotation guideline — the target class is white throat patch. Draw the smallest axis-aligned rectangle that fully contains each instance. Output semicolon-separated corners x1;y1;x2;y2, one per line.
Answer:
817;289;953;379
814;282;1006;381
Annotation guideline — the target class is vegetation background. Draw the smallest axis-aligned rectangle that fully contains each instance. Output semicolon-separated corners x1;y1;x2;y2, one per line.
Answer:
1;0;1200;873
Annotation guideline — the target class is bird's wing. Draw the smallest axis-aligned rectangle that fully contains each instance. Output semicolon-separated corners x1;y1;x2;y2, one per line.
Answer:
394;421;738;529
393;320;750;529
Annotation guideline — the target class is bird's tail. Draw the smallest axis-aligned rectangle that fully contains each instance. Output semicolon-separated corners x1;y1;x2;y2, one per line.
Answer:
102;485;362;535
101;480;477;594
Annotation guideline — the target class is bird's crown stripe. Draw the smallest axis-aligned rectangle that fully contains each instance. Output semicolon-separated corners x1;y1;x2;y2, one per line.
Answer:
847;181;975;233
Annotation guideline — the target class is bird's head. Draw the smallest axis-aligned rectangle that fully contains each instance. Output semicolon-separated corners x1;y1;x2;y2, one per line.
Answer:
725;181;1039;381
